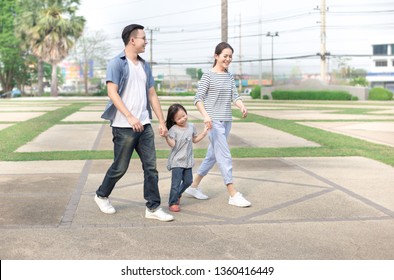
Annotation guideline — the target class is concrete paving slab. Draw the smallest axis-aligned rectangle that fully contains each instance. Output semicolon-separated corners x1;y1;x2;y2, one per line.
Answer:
0;160;86;174
1;157;394;259
62;111;103;122
259;102;394;110
0;175;79;226
185;111;240;121
250;110;394;120
299;121;394;147
80;106;106;111
0;106;61;112
243;106;293;110
96;122;319;151
285;157;394;213
254;190;387;222
230;122;320;147
1;220;394;259
0;112;46;122
369;109;394;115
16;124;103;152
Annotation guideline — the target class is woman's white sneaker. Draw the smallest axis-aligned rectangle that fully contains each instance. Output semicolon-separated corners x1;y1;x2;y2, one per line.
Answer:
228;192;251;207
145;207;174;222
185;186;209;200
94;195;116;214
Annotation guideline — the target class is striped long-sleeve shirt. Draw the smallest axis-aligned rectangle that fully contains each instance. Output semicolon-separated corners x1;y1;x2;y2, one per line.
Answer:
194;71;241;121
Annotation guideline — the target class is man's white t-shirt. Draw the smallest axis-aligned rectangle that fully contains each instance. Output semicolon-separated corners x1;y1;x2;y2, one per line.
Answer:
112;59;150;127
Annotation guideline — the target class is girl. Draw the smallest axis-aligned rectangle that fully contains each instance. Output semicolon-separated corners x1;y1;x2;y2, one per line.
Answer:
185;42;251;207
165;103;209;212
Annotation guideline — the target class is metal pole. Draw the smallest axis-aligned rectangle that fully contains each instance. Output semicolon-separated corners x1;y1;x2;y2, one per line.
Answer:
271;35;274;86
149;29;153;68
258;0;262;98
238;13;242;92
145;27;160;69
221;0;228;42
266;32;279;86
320;0;327;82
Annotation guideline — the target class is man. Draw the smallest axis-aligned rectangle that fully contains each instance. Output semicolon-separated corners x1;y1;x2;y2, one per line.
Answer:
94;24;174;222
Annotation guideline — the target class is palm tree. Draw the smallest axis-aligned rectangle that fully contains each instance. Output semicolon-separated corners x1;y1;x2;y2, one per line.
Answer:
25;0;85;96
15;0;46;95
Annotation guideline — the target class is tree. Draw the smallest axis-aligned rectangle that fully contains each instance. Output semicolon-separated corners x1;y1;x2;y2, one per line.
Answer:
0;0;23;92
27;0;85;96
15;0;47;95
335;57;352;79
197;68;203;80
70;28;109;95
186;68;199;80
350;76;369;87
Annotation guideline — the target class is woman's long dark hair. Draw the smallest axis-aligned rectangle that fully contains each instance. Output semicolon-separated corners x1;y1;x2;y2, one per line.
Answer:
165;103;187;130
213;42;234;67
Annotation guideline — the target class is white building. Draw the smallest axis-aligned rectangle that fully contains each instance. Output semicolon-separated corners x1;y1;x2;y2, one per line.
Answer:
366;43;394;92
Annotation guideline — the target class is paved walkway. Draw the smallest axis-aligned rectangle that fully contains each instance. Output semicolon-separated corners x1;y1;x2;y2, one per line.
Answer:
0;97;393;260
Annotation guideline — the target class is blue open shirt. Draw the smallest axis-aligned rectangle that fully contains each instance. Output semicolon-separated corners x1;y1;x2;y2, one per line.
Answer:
101;51;155;124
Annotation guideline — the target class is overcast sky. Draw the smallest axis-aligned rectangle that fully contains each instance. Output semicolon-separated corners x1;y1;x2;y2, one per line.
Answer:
77;0;394;76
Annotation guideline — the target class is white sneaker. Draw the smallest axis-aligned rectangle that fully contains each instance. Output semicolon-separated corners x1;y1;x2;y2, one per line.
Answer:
94;195;116;214
185;186;209;200
228;192;251;207
145;207;174;222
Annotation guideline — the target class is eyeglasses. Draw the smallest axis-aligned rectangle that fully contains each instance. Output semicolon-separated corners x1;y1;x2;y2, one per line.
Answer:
134;37;147;42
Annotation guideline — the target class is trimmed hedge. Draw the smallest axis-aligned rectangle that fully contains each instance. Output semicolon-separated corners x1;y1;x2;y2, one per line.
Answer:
271;90;352;100
251;86;261;99
368;87;393;100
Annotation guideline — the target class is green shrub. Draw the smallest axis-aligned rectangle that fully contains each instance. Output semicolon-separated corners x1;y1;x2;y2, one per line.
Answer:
263;94;270;100
351;96;359;101
271;90;352;100
368;87;393;100
93;85;108;96
250;86;261;99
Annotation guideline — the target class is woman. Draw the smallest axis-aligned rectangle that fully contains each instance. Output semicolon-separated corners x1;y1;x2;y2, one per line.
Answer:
185;42;251;207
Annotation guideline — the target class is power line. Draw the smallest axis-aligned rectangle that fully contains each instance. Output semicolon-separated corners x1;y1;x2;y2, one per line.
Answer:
153;53;372;66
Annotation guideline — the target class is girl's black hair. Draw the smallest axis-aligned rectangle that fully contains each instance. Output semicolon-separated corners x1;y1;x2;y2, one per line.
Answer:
213;42;234;67
166;103;187;130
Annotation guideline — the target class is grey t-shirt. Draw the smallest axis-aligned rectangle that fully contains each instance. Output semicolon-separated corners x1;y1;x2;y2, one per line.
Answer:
167;123;197;170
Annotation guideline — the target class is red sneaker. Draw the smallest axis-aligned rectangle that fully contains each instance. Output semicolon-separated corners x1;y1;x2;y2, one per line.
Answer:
169;204;180;212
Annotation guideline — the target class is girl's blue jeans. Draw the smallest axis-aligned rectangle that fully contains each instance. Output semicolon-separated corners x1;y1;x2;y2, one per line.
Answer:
169;167;193;206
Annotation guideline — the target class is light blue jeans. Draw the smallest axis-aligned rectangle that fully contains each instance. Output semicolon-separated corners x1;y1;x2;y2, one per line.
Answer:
197;121;233;185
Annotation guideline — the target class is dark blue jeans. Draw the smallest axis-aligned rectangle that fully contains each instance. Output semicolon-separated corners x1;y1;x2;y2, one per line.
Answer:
169;167;193;206
96;125;161;210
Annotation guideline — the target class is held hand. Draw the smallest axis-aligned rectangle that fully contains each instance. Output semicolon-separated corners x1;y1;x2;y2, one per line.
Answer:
159;123;168;137
204;125;210;133
204;116;212;129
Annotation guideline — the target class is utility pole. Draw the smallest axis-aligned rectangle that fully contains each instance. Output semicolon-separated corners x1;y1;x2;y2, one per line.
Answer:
221;0;228;42
319;0;327;83
145;27;160;69
266;32;279;86
258;0;262;89
166;58;172;92
238;13;243;92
